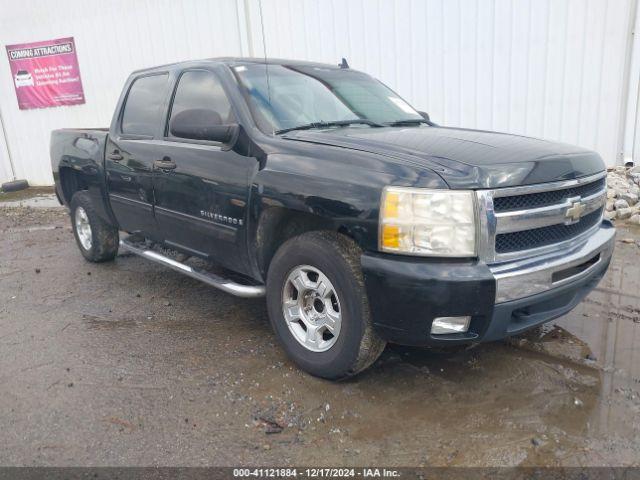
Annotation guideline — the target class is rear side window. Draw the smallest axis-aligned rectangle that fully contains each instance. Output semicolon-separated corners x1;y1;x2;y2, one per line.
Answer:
169;70;234;131
121;74;168;136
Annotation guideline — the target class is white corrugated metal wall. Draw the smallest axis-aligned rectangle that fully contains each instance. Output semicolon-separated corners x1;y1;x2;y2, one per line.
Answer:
0;0;638;185
0;0;246;185
0;112;12;182
246;0;638;164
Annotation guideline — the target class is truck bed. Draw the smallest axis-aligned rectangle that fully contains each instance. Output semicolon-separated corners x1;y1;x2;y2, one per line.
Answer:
50;128;110;215
50;128;109;174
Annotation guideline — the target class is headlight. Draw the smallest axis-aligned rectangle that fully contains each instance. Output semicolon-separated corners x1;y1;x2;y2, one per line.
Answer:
379;187;477;257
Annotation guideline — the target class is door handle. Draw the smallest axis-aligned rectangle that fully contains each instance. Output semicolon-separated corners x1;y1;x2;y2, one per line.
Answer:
108;152;123;161
154;158;177;171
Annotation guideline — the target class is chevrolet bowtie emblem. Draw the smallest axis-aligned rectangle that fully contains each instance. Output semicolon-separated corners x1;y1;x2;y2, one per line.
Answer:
565;198;586;224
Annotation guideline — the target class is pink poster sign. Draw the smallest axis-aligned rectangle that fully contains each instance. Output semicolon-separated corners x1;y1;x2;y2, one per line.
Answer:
5;37;85;110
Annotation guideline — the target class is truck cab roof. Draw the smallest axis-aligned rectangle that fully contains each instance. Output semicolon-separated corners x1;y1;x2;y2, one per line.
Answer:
130;57;344;75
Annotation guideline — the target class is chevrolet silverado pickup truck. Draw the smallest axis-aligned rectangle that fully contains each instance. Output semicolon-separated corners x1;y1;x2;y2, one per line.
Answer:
51;58;615;379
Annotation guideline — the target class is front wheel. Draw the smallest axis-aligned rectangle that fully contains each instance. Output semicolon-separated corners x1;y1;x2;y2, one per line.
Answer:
70;191;119;262
266;231;386;380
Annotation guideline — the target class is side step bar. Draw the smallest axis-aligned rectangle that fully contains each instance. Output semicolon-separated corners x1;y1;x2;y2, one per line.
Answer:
119;239;266;298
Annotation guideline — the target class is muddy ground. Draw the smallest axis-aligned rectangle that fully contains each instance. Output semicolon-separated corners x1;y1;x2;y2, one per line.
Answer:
0;200;639;467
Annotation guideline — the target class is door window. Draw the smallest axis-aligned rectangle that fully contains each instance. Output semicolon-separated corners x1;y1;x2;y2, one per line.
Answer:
168;70;235;137
121;74;169;136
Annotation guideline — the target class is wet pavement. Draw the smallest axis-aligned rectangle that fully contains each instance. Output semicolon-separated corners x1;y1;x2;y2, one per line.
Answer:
0;203;638;467
0;187;60;209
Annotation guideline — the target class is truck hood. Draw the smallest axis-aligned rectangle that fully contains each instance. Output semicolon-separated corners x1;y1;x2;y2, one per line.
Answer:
282;126;605;189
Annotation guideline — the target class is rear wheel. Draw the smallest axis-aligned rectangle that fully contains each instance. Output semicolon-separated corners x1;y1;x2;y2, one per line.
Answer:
70;191;119;262
266;231;386;380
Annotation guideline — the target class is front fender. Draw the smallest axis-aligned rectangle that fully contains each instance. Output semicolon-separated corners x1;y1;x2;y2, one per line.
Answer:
245;149;447;279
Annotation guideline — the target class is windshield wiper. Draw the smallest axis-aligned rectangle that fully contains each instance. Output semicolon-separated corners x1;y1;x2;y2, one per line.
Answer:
384;119;431;127
275;119;383;135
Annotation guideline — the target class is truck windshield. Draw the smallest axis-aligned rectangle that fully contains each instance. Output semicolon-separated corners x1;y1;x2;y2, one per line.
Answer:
234;64;424;134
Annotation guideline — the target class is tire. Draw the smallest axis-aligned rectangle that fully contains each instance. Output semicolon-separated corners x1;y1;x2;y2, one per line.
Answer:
69;191;119;262
1;179;29;192
266;231;386;380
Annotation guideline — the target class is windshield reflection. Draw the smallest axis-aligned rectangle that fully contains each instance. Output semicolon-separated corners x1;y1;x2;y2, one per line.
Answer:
234;64;423;134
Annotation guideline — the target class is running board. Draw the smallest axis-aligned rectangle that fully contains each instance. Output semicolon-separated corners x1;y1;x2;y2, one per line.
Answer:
119;239;266;298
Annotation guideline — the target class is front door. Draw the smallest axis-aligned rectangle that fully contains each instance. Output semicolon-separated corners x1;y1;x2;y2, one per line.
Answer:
106;73;170;237
152;69;252;273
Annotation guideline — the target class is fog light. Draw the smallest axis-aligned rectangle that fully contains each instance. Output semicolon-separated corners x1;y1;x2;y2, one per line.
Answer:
431;316;471;335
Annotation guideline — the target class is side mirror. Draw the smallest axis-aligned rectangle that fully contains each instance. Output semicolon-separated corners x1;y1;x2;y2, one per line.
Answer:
418;111;431;122
170;108;238;143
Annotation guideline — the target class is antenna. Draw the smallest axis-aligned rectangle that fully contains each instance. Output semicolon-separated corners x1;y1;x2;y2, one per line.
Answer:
258;0;272;124
339;58;349;69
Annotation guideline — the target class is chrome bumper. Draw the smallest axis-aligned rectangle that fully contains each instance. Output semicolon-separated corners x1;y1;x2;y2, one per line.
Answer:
490;222;615;303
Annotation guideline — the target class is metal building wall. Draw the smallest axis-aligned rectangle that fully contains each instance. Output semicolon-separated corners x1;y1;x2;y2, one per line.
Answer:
0;0;637;185
0;113;11;182
0;0;245;185
246;0;636;167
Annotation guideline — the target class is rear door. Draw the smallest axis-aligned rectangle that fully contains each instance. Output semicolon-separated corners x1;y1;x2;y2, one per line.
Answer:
152;68;253;273
106;73;169;237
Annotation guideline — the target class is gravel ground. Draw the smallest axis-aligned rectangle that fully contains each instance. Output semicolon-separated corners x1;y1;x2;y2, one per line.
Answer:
605;166;640;223
0;203;639;467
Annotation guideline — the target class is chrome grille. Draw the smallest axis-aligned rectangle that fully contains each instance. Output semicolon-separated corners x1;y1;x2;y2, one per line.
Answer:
476;172;607;263
493;177;606;212
495;209;603;253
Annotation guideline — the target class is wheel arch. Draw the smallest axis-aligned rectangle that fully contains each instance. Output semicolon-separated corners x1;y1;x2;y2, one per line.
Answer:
57;164;119;228
58;166;89;205
253;207;361;279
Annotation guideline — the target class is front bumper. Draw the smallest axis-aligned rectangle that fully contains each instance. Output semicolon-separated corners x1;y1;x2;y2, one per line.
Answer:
361;221;615;346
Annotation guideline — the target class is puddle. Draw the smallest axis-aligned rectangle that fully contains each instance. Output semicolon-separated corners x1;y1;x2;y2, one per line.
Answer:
557;230;640;446
528;225;640;463
0;193;61;208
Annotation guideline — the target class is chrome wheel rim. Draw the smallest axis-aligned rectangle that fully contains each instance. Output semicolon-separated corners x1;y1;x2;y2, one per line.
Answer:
75;206;92;251
282;265;342;352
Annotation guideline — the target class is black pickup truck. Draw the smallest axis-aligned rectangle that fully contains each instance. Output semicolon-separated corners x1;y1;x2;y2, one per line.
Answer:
51;58;615;379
